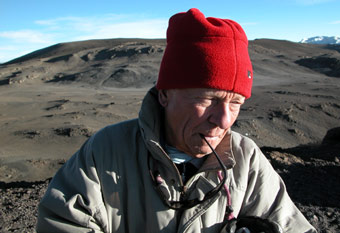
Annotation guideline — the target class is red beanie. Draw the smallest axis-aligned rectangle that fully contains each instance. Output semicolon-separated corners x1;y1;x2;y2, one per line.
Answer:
156;8;253;99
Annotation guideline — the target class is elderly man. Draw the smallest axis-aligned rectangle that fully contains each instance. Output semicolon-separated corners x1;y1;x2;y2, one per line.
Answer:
37;8;316;233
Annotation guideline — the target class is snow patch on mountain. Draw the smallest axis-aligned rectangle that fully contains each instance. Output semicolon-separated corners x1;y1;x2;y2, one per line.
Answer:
300;36;340;44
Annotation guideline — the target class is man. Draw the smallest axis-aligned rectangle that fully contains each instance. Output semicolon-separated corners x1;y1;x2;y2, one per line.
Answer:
37;8;316;232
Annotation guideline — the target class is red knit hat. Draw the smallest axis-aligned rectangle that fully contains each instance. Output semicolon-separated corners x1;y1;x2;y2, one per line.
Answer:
156;8;253;98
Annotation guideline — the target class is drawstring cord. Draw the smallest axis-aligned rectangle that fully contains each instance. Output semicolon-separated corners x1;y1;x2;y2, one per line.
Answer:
217;170;235;220
199;133;235;221
149;134;235;214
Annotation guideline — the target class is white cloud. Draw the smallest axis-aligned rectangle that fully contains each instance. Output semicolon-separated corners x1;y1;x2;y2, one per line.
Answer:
0;46;38;63
0;30;54;44
0;14;168;63
74;19;167;40
35;14;127;27
35;14;168;39
0;45;16;51
330;20;340;24
35;16;81;26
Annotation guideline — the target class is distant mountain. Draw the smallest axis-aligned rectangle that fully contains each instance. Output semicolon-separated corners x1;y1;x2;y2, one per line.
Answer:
1;38;340;88
300;36;340;44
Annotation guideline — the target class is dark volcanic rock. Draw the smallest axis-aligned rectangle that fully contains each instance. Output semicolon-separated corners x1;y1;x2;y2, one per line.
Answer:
295;56;340;77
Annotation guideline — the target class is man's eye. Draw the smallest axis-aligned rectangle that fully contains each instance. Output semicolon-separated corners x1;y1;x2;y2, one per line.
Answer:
231;99;244;105
229;102;242;111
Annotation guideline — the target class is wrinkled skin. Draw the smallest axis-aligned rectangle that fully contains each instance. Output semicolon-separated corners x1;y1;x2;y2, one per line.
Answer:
158;88;245;158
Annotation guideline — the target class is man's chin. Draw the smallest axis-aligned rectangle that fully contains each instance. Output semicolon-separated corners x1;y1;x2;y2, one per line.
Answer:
191;146;213;158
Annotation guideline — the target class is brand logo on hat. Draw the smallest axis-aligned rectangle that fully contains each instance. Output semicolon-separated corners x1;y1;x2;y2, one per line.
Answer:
247;70;252;79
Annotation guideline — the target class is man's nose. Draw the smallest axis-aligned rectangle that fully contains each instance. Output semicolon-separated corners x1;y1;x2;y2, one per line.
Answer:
208;103;232;129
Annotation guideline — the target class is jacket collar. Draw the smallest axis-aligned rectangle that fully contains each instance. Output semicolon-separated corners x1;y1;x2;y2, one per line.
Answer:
138;87;236;171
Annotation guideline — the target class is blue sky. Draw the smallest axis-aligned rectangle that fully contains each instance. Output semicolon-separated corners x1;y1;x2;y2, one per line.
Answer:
1;0;339;63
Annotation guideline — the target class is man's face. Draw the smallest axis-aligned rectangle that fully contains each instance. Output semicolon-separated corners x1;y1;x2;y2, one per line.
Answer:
159;88;245;158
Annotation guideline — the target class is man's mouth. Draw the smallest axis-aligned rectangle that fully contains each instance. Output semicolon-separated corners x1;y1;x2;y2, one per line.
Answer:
204;136;219;140
199;133;220;142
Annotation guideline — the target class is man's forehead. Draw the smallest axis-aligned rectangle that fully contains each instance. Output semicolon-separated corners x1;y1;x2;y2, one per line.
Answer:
173;88;245;99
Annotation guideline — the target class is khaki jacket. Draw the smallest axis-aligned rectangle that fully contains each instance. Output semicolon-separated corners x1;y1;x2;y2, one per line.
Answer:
37;87;316;233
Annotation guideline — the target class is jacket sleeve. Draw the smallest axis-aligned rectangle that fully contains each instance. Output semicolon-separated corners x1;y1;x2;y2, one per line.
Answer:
235;137;317;233
36;135;109;233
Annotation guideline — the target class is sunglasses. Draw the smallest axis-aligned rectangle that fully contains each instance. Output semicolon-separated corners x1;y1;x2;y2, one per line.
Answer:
148;134;227;210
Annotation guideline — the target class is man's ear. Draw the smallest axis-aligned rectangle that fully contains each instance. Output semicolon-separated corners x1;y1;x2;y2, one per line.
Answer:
158;89;168;107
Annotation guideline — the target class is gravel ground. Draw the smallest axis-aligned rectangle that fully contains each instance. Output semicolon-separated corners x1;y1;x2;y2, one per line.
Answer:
0;142;339;232
0;180;49;232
